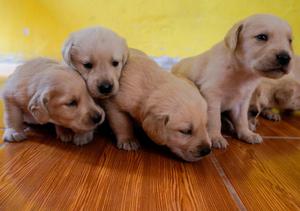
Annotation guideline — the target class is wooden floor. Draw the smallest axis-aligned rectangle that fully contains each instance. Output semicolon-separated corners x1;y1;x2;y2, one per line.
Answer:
0;97;300;209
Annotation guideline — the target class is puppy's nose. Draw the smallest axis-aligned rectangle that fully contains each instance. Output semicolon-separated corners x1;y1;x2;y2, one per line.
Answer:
91;112;102;125
197;146;211;157
276;52;291;66
98;82;113;94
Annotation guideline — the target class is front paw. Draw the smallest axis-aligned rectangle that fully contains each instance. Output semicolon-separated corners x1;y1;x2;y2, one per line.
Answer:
56;128;74;143
117;138;140;151
264;112;281;121
3;128;27;142
238;131;263;144
73;131;94;146
211;135;228;149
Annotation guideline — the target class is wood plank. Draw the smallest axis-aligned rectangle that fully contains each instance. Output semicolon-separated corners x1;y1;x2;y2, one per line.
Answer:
0;127;238;210
214;116;300;210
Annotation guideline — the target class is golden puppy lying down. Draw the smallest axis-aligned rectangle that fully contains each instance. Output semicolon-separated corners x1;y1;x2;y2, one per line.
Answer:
103;50;211;162
172;14;293;148
250;74;300;123
2;58;105;146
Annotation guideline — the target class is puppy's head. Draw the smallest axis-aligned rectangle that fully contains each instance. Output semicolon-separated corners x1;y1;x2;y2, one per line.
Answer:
142;81;211;162
62;27;128;99
274;79;300;110
225;14;293;78
28;69;105;133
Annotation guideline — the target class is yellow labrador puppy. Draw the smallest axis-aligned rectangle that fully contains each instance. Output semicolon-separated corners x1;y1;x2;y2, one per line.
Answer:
62;26;128;99
103;50;211;162
172;14;293;148
250;75;300;122
2;58;105;146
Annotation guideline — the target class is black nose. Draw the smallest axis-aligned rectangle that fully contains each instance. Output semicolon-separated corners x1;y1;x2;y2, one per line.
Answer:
98;82;113;94
197;147;211;157
276;52;291;66
91;113;102;124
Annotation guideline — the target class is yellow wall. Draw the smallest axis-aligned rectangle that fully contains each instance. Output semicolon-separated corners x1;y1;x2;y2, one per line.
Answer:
0;0;299;59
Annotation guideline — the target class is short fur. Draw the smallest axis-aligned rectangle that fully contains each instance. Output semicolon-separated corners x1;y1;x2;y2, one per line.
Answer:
103;50;211;162
250;73;300;123
172;14;293;148
2;58;105;145
62;26;128;99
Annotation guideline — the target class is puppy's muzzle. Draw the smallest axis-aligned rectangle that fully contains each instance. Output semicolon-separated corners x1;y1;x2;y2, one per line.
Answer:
276;51;291;68
196;145;211;157
98;81;114;95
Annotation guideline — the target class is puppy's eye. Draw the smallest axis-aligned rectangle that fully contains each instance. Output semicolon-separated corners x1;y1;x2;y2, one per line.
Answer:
112;60;119;67
83;62;93;69
255;34;268;41
289;39;292;44
66;100;78;107
179;129;192;135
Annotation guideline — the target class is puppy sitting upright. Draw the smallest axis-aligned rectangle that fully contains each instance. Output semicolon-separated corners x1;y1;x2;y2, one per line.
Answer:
2;58;105;145
172;14;293;148
62;26;128;99
103;50;211;162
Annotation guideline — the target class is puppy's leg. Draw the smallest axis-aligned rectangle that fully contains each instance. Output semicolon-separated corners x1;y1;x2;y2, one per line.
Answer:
107;106;140;151
231;99;263;144
206;99;228;149
3;101;27;142
55;125;74;143
261;108;281;121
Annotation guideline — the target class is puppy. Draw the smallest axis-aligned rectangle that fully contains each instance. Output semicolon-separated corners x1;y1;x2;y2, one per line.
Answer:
62;26;128;99
103;50;211;162
249;74;300;123
2;58;105;146
172;14;293;148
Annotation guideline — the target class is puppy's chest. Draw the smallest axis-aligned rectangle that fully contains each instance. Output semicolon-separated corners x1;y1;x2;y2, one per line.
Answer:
220;80;258;111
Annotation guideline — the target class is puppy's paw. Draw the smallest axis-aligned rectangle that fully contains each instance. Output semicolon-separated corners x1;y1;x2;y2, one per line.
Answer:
3;128;27;142
264;112;281;121
238;132;263;144
73;131;94;146
211;135;228;149
56;128;74;143
117;138;140;151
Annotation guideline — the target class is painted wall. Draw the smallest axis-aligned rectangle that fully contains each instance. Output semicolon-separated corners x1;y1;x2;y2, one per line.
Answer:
0;0;299;59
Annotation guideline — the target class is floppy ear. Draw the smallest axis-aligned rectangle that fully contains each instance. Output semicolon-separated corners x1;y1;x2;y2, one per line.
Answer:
62;36;75;68
142;112;169;145
274;86;294;106
28;90;50;124
224;21;243;51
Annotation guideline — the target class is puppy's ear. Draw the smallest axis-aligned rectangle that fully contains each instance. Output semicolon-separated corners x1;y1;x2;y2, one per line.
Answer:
28;90;50;124
62;36;75;68
274;86;294;106
142;112;169;145
121;39;129;66
224;21;243;51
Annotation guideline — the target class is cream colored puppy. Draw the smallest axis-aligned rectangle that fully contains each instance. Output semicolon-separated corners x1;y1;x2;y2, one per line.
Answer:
172;14;293;148
62;26;128;99
103;50;211;162
2;58;105;146
250;74;300;122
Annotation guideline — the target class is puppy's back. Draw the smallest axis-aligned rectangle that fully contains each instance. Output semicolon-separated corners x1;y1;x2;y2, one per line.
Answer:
2;58;77;102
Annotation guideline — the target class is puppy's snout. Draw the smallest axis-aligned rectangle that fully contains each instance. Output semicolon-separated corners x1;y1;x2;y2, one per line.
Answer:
98;81;113;95
196;145;211;157
276;52;291;67
90;112;102;125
